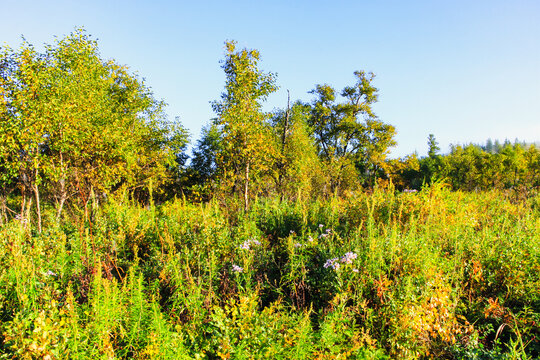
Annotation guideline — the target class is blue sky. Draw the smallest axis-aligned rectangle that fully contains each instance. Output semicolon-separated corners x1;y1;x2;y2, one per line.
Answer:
2;0;539;157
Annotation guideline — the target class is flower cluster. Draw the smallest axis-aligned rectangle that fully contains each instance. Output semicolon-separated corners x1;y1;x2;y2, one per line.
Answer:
319;228;332;239
324;251;358;271
14;214;28;225
45;270;57;277
239;238;261;250
341;252;358;264
324;257;341;270
232;264;243;273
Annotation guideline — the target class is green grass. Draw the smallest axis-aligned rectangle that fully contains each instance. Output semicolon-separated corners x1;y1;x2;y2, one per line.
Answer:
0;185;539;359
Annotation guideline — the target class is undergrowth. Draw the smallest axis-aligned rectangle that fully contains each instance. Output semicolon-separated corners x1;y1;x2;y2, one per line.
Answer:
0;185;539;359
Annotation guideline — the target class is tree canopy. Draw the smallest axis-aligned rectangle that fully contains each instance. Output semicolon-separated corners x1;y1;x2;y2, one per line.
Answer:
0;29;188;227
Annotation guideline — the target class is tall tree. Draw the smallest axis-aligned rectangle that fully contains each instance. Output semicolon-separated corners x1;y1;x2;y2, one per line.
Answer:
211;41;277;210
427;134;440;158
306;71;396;191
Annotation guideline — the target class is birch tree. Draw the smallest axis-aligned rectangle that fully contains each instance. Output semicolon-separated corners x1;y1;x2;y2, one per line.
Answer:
212;41;277;210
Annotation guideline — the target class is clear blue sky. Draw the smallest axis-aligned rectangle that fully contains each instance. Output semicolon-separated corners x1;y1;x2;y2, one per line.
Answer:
2;0;539;157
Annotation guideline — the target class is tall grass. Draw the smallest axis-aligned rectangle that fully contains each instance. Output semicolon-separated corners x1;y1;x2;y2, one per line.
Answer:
0;185;538;358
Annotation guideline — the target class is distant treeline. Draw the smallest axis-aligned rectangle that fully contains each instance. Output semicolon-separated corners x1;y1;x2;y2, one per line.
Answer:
387;137;540;194
1;30;539;230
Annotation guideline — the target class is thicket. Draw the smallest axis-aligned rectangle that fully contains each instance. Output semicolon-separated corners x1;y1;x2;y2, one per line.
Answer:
387;138;540;195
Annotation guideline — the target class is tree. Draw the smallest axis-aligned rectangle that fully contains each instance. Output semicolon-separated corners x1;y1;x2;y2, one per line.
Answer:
0;41;49;230
0;29;188;227
306;71;396;191
271;101;324;200
485;138;494;154
185;124;224;201
427;134;440;158
211;40;277;210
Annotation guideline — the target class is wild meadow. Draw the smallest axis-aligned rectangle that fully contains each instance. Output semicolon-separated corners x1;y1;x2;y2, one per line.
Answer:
0;184;539;359
2;30;540;358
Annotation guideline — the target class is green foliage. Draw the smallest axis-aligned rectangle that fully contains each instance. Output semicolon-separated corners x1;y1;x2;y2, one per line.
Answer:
305;71;396;191
0;29;189;226
0;186;539;358
211;40;278;210
271;102;325;200
2;29;539;359
389;138;540;194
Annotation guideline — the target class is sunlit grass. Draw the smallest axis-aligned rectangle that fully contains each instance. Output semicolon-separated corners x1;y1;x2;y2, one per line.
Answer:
0;186;538;359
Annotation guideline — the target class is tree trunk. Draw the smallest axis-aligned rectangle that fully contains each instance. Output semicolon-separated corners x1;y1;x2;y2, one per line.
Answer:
33;183;42;233
0;191;7;225
25;196;33;230
56;152;68;221
20;190;26;223
56;177;67;222
244;160;250;212
278;90;291;200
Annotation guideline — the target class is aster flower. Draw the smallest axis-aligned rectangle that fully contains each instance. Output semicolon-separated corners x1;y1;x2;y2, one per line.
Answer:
341;252;358;264
324;258;340;270
232;264;243;273
239;238;261;250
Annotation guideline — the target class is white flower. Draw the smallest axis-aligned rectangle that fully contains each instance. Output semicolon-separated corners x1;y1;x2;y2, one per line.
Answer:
232;264;243;273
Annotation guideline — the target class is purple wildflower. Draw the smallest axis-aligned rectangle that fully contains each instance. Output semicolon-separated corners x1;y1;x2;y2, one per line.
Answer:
232;264;243;273
324;258;340;270
240;238;261;250
341;252;358;264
